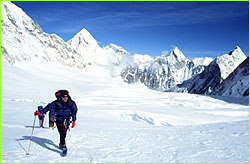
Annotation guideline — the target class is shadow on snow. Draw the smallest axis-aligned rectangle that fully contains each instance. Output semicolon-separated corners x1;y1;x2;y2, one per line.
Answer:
209;95;249;106
16;136;61;155
25;125;49;129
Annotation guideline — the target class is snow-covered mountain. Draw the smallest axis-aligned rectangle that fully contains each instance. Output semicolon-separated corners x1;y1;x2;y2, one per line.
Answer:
192;57;213;67
1;1;90;69
216;46;247;80
211;57;249;97
1;1;131;73
105;43;129;56
102;43;131;66
67;28;102;64
190;57;213;78
1;1;248;98
68;28;100;49
121;46;248;97
132;54;154;65
121;47;210;91
177;46;247;95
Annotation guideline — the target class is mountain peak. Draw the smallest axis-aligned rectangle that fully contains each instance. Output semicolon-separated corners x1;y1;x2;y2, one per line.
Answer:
68;28;99;48
173;46;180;52
173;46;184;55
214;46;246;80
168;46;187;62
106;43;129;55
228;46;245;56
77;28;91;36
1;1;41;33
235;46;240;49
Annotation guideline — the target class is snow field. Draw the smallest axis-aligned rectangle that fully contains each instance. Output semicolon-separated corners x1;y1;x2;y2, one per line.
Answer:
1;60;249;162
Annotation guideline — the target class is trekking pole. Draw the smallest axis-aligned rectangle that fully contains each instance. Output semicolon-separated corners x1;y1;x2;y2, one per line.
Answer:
26;115;36;155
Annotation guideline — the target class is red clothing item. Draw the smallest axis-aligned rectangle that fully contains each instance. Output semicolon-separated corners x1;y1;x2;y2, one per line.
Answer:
72;121;76;128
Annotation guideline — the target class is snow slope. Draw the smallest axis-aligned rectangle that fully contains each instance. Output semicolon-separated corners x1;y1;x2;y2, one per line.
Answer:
216;46;246;80
1;1;89;69
212;57;249;97
192;57;213;67
1;1;132;79
1;60;249;163
178;47;247;95
67;28;103;65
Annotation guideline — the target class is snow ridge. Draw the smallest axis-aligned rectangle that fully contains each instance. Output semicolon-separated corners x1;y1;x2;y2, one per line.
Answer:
1;1;90;68
121;47;212;91
212;57;249;97
177;47;247;95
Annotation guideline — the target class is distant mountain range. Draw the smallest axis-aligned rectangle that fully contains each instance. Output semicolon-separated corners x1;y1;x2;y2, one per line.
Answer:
1;1;248;98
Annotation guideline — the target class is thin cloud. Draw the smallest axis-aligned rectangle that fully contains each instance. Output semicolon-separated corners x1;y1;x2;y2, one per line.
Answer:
26;1;249;32
64;1;249;32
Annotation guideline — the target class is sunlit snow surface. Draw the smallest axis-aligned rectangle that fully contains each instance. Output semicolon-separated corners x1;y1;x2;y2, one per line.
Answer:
1;60;249;163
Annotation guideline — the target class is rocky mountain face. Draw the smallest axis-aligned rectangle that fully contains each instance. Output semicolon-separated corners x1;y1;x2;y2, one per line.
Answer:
121;46;248;97
211;57;249;97
1;1;90;69
177;46;247;95
121;47;213;91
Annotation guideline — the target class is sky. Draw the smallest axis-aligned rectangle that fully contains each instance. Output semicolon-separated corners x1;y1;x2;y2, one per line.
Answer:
13;1;249;58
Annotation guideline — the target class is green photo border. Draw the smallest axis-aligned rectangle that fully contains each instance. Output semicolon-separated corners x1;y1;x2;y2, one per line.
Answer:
0;0;249;164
